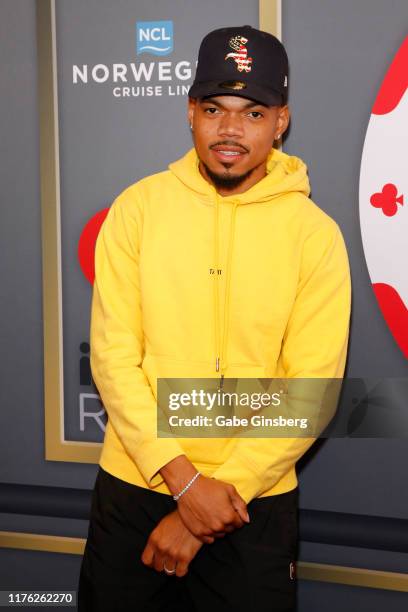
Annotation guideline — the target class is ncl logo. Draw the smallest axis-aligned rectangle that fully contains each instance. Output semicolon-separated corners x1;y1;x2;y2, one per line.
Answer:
136;21;173;56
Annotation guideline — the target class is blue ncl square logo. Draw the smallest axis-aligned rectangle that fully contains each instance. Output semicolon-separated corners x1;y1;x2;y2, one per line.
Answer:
136;21;173;56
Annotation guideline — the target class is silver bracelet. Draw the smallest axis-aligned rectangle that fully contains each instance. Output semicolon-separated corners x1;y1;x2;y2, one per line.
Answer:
172;471;201;501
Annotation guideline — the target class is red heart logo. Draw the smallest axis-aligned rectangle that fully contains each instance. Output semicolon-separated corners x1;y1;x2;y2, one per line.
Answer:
370;183;404;216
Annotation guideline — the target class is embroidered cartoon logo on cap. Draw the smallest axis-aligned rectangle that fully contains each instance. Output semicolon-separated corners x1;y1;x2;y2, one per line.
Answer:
225;36;253;73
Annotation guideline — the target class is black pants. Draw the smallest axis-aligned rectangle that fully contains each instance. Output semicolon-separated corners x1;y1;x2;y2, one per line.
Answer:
78;467;298;611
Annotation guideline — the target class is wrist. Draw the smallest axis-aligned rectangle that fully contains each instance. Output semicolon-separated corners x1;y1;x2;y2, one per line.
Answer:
172;471;201;501
160;455;198;496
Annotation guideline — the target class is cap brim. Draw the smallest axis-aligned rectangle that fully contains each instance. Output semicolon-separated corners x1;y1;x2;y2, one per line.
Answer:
188;80;284;106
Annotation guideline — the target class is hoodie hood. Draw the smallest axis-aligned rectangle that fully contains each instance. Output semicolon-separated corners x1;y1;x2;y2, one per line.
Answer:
168;146;311;205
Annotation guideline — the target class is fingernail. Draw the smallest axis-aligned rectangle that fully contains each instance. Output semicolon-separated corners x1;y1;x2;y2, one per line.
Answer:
245;512;250;522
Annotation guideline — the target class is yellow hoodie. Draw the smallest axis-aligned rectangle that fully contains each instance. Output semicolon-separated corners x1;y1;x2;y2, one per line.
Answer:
90;147;351;503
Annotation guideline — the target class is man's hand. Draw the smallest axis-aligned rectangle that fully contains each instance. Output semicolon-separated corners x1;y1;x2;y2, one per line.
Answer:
141;510;203;577
177;475;250;542
160;455;250;543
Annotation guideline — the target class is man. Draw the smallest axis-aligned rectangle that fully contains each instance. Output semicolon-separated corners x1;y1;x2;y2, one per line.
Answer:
78;25;351;611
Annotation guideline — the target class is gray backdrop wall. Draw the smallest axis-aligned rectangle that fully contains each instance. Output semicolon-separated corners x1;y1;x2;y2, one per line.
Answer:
1;1;407;610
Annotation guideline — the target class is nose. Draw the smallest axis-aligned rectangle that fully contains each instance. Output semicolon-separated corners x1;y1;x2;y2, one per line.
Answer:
217;111;244;138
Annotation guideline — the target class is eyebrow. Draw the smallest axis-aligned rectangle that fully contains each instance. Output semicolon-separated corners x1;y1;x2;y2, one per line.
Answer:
201;97;267;110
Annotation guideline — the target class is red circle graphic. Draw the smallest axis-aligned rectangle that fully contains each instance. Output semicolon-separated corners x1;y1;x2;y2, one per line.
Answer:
78;208;110;284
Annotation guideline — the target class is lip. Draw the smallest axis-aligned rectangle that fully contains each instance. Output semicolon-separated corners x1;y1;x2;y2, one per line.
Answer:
211;146;247;163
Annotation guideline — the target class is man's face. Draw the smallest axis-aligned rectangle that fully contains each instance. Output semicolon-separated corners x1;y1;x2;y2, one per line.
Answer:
188;95;290;195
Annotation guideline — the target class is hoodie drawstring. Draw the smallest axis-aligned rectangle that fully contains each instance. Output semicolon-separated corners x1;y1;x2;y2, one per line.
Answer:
213;192;238;389
214;191;221;377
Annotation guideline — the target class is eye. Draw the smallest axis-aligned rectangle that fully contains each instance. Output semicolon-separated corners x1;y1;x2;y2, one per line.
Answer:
204;106;220;115
247;110;263;119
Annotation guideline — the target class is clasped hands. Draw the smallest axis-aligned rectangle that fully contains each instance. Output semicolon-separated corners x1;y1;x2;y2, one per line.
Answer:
141;456;249;577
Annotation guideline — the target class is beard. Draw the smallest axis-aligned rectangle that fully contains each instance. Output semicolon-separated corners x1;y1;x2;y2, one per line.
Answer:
201;160;256;191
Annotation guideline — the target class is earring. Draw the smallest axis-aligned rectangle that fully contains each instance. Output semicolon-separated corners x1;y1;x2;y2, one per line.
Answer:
190;123;193;130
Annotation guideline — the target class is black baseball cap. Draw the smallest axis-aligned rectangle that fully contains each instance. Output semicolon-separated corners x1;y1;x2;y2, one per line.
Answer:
188;25;289;106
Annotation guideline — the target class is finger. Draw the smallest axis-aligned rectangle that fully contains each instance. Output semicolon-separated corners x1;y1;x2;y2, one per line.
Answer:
229;511;245;529
230;491;250;523
175;560;189;578
200;534;215;544
163;557;177;576
153;551;166;573
141;542;154;567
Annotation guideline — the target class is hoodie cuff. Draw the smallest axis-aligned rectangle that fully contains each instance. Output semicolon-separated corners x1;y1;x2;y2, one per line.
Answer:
211;454;264;504
136;440;185;489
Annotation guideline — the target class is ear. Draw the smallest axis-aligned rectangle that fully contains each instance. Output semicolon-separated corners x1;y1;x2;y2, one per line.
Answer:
188;97;197;128
275;105;290;139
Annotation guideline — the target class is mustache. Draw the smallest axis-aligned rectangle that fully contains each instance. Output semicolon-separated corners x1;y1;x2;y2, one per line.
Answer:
209;141;249;153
